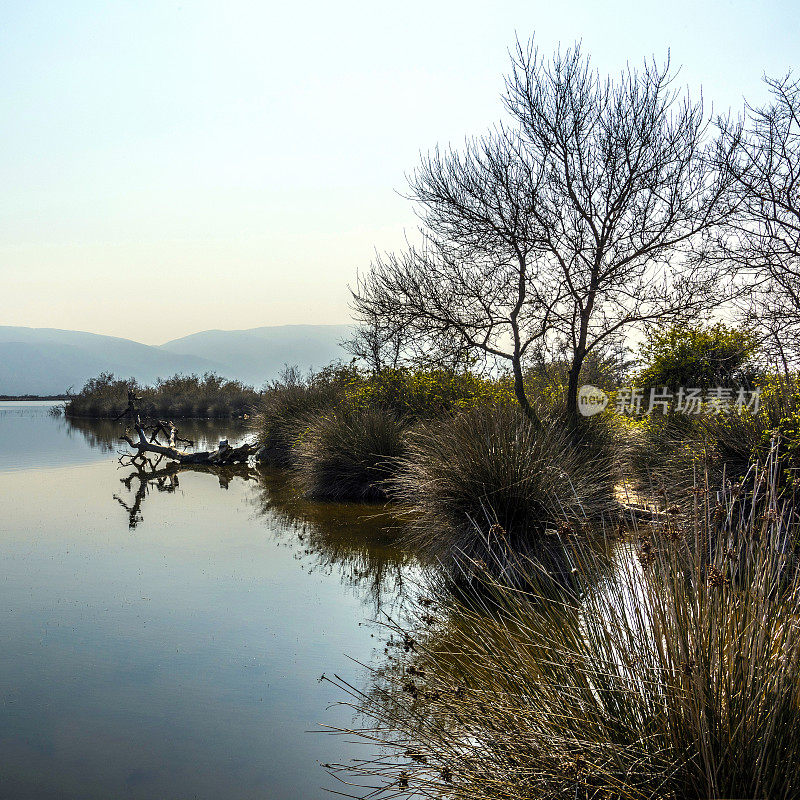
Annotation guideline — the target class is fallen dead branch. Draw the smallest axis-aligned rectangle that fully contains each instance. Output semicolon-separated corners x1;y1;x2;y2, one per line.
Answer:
118;390;264;466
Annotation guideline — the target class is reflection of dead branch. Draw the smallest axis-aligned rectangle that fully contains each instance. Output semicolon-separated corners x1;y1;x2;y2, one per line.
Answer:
114;456;260;529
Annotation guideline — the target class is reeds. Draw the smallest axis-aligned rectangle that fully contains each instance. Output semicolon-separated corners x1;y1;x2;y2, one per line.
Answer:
293;406;408;502
325;443;800;799
251;365;352;466
391;403;619;559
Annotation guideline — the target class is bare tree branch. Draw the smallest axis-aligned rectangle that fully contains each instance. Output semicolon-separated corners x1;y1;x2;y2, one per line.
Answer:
351;39;736;419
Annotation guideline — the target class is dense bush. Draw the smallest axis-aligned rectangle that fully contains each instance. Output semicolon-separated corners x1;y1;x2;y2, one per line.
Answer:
703;376;800;488
627;377;800;498
636;322;759;392
252;362;630;515
65;372;259;419
293;407;409;502
346;367;514;417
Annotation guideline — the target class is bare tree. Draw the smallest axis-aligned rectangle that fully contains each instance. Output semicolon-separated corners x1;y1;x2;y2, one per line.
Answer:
343;306;404;373
718;75;800;373
352;41;735;420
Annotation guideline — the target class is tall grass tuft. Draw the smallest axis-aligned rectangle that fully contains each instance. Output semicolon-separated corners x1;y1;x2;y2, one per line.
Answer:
391;403;619;560
326;445;800;800
251;365;352;466
294;406;408;502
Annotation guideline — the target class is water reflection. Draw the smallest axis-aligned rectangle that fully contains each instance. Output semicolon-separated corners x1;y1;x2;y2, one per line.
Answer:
86;410;421;613
0;406;420;800
253;469;420;611
114;455;261;529
325;537;626;798
5;409;616;800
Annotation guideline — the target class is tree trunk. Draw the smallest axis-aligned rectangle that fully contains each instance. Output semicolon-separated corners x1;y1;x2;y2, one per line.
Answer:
566;351;585;421
512;356;541;428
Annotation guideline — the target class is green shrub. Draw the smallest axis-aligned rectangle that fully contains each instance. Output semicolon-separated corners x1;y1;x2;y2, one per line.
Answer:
766;409;800;489
346;367;514;418
293;406;408;502
251;364;517;467
636;322;759;392
625;376;800;497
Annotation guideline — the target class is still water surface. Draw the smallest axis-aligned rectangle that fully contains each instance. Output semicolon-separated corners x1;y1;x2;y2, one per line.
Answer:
0;402;414;799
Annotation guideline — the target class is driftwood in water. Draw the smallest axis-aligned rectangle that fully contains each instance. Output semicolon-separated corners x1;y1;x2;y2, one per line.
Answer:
118;391;263;465
121;422;260;465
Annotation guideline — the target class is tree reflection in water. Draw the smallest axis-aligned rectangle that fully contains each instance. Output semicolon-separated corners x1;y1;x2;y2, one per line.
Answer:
251;468;422;612
113;455;261;529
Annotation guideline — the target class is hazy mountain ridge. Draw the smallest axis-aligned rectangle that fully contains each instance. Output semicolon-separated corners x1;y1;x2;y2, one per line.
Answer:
159;324;352;386
0;325;351;395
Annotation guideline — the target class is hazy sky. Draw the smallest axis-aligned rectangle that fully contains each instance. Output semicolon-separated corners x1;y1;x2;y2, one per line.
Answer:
1;0;798;344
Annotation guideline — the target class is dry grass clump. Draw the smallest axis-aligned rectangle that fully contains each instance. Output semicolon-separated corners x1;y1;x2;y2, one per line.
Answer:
391;403;619;560
326;445;800;800
251;365;351;466
293;407;408;502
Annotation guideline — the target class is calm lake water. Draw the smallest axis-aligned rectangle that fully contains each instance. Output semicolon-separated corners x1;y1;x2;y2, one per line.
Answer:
0;402;415;799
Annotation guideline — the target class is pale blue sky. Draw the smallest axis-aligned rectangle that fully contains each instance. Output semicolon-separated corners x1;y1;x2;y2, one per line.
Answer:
1;0;797;343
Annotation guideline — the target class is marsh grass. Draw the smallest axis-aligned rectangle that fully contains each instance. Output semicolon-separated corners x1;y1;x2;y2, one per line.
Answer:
293;406;409;502
391;403;620;561
325;445;800;800
251;365;351;466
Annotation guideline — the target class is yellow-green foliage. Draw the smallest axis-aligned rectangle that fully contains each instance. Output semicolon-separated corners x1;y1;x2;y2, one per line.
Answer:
752;376;800;489
252;364;517;469
624;374;800;494
344;367;514;418
636;322;759;391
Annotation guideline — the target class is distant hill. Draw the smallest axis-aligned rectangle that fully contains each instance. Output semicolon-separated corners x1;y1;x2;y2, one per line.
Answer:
0;327;220;395
160;324;352;387
0;324;351;395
